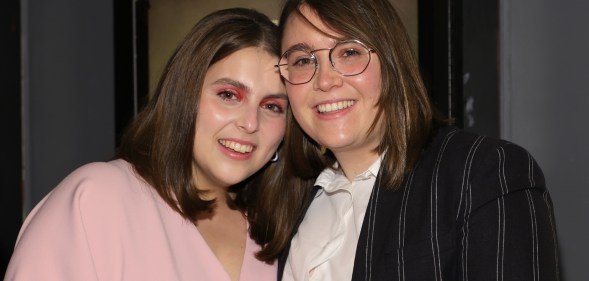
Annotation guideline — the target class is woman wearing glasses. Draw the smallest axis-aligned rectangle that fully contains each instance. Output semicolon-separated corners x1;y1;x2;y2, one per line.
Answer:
5;8;287;281
275;0;560;280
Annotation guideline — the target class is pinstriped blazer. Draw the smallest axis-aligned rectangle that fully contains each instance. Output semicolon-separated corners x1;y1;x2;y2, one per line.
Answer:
278;127;560;281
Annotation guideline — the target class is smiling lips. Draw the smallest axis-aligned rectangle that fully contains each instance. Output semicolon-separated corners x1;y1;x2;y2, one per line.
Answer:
317;100;355;114
218;139;254;154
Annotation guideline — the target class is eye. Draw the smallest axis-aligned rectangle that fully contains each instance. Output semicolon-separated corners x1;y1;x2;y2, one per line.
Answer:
335;47;363;62
341;48;361;58
261;99;287;114
293;57;314;67
287;51;316;69
217;90;239;101
333;42;368;63
262;103;285;114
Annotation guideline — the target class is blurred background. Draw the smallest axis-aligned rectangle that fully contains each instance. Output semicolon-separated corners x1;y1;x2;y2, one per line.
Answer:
1;0;587;279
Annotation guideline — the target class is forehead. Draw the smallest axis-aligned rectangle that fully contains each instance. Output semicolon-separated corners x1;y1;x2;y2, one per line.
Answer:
203;47;284;93
207;47;275;73
281;5;342;51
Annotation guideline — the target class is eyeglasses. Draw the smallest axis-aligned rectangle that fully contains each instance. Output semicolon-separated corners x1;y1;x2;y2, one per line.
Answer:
275;40;376;85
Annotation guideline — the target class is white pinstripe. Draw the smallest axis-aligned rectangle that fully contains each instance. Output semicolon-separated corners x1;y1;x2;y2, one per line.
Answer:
496;147;508;281
460;136;485;281
463;182;472;281
397;168;416;281
456;135;484;220
525;189;540;281
526;151;540;280
543;191;561;281
495;200;504;281
430;131;456;281
365;174;381;281
528;152;536;187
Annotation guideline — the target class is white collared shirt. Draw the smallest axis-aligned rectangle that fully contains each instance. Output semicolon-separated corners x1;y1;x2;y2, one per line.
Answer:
283;157;382;281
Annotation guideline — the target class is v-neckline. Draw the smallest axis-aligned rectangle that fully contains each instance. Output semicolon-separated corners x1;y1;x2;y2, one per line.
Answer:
193;221;249;281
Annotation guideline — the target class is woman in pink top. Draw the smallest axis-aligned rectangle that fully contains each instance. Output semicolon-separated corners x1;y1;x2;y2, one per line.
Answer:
5;8;288;281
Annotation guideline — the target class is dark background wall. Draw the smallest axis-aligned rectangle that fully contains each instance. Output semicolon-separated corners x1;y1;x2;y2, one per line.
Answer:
501;0;589;279
422;0;589;278
0;0;127;276
0;0;23;276
21;0;115;213
2;1;116;275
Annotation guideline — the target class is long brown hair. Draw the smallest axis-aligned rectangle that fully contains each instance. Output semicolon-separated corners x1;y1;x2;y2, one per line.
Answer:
116;8;287;262
278;0;436;191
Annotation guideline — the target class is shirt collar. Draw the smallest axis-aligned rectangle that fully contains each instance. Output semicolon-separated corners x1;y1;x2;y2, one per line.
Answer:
315;155;382;192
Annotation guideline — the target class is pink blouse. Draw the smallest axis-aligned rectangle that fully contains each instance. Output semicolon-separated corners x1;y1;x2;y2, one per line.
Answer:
4;160;276;281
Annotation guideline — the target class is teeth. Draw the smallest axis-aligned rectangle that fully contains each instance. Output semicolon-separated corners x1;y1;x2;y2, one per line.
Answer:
317;100;355;113
218;140;254;153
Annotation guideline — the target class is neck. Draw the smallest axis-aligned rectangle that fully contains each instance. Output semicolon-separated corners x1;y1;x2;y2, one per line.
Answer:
195;190;242;222
333;149;380;181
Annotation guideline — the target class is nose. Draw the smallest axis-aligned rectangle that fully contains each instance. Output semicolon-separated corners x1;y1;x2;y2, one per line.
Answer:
313;53;343;92
236;106;259;133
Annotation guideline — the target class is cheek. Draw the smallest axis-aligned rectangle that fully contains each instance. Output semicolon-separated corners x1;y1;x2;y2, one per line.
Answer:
201;98;231;119
356;64;382;103
263;118;286;147
286;85;308;113
366;80;382;103
195;102;230;133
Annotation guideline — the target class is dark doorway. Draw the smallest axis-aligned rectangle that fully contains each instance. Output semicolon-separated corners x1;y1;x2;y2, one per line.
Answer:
114;0;150;147
0;0;23;276
419;0;499;137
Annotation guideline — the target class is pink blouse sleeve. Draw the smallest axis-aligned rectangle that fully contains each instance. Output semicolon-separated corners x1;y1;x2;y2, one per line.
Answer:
5;162;133;281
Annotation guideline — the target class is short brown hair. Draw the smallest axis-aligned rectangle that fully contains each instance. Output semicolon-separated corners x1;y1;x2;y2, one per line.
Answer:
278;0;435;190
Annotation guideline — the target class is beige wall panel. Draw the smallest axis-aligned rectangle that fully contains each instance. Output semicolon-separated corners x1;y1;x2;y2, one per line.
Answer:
148;0;282;94
148;0;417;94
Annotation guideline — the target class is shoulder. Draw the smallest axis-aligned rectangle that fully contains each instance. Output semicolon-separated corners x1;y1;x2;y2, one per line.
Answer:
14;159;154;250
52;159;144;201
27;159;150;225
421;127;545;191
63;159;136;186
430;126;527;155
6;160;158;279
429;127;538;165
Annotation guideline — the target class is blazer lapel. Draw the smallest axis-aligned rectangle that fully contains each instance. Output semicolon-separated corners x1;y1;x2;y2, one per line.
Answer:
352;171;406;281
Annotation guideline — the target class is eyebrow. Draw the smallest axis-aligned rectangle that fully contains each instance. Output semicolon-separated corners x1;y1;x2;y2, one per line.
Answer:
212;78;251;92
213;78;287;100
284;38;351;53
283;42;312;52
265;93;289;101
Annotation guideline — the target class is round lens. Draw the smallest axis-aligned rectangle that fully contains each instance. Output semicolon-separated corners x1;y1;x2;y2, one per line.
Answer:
281;50;316;84
331;41;371;76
